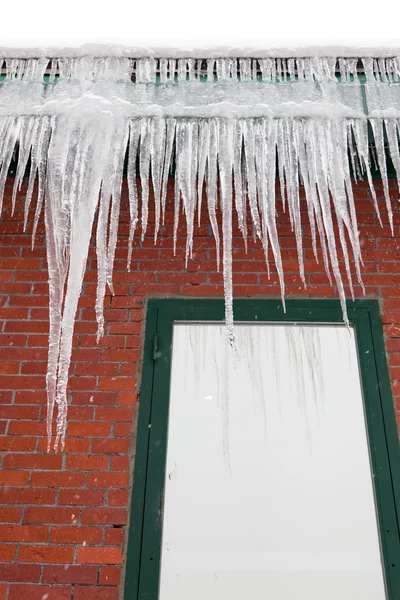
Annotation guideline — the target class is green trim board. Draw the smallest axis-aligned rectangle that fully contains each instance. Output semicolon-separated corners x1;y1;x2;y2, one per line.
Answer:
124;298;400;600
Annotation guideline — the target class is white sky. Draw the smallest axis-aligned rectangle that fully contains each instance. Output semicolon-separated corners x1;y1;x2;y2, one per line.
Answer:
1;0;400;50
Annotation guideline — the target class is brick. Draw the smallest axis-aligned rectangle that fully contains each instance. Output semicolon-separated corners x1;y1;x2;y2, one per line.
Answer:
24;508;79;525
99;566;121;585
0;525;48;543
95;407;133;421
74;587;118;600
58;489;106;506
1;508;23;523
67;422;111;437
66;455;109;471
111;456;130;470
77;547;122;565
30;472;85;488
42;565;98;584
18;545;75;564
86;473;129;488
0;564;41;582
104;528;124;546
108;490;128;507
0;470;29;486
8;585;72;600
0;544;17;561
3;453;62;470
0;436;37;452
81;508;127;525
98;377;136;391
91;438;130;453
0;487;56;505
50;527;103;545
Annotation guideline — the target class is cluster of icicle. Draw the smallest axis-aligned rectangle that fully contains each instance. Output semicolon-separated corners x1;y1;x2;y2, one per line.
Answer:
0;54;400;451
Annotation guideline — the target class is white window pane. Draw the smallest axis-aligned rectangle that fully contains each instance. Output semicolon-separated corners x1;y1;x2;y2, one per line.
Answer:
159;324;387;600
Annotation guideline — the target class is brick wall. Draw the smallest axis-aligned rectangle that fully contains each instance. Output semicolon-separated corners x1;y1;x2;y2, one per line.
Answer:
0;177;399;599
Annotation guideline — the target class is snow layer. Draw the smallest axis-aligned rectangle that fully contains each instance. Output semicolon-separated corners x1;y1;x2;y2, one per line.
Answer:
0;54;399;451
2;43;400;59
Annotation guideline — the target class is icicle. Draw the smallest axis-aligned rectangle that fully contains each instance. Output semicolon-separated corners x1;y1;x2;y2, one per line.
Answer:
11;115;35;215
385;119;400;193
31;116;52;246
105;122;129;295
197;119;210;226
242;119;261;239
351;119;382;226
139;118;151;240
218;119;235;346
232;119;246;244
161;118;176;226
0;117;21;215
127;119;140;270
150;118;166;242
207;118;220;269
370;119;393;233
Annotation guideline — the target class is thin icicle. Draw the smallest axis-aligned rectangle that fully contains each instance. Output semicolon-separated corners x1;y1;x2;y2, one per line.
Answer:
207;118;221;270
127;119;140;270
139;118;151;240
370;119;393;233
385;119;400;193
161;118;176;225
197;119;210;226
150;118;166;243
218;119;235;346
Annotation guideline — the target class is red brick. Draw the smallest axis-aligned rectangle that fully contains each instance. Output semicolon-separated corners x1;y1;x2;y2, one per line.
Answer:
67;422;111;437
86;473;129;488
1;508;23;523
24;508;79;525
0;545;17;561
0;487;56;505
81;508;127;525
30;472;85;488
111;456;129;470
66;455;109;471
108;490;128;507
74;587;118;600
91;438;130;453
8;585;72;600
77;547;122;565
0;564;41;582
0;525;48;543
99;566;121;585
113;423;131;438
59;489;106;506
0;436;37;451
0;470;29;486
0;584;7;600
42;565;98;584
104;528;124;546
50;527;103;545
3;453;62;470
19;545;75;564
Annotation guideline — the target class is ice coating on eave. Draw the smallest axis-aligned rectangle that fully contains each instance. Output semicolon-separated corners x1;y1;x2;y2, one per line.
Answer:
2;42;400;59
0;53;399;451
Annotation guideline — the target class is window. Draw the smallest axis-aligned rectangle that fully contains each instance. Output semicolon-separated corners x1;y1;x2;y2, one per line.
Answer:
124;299;400;600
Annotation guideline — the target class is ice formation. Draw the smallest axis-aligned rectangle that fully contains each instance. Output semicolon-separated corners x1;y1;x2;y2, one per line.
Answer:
0;52;399;450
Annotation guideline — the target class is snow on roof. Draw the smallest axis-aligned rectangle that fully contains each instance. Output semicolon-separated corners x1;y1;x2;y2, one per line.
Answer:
2;42;400;59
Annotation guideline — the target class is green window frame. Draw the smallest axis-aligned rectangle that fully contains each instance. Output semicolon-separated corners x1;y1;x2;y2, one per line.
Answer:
124;298;400;600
